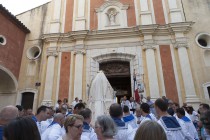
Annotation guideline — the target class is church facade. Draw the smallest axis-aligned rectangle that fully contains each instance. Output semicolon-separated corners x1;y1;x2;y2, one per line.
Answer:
1;0;210;111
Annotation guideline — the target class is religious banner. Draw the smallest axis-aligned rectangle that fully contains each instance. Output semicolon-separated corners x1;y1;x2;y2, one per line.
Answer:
133;69;140;103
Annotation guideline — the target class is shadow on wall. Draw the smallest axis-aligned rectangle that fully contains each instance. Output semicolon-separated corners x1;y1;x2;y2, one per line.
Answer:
0;68;17;109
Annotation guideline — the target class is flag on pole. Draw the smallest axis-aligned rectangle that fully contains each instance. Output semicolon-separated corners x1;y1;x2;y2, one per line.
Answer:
133;69;140;103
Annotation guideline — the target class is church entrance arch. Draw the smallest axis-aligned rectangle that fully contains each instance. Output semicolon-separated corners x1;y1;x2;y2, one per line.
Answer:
99;61;131;103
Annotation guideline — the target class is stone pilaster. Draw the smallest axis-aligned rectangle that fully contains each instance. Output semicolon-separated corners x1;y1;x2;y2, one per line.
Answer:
42;51;58;106
143;45;160;99
73;50;86;100
175;42;199;104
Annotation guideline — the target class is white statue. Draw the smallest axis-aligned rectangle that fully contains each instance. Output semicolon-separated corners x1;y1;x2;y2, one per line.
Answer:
88;71;115;123
106;10;118;25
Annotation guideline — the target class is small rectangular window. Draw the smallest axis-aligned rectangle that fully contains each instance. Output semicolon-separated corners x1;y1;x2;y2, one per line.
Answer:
207;86;210;99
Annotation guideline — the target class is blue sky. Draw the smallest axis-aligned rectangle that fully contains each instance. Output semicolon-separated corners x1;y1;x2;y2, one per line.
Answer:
0;0;51;15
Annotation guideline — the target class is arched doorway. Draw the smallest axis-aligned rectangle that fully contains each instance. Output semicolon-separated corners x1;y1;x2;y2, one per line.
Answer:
99;61;131;103
0;68;17;109
21;92;34;109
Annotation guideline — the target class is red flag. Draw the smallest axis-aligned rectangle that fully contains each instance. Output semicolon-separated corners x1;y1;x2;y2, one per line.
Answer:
133;69;140;103
135;88;140;103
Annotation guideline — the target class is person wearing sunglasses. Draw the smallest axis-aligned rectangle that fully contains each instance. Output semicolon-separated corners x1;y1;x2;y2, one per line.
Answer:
57;114;89;140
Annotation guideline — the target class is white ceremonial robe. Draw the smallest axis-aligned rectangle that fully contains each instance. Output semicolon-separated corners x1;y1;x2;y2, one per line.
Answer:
130;102;137;114
150;113;157;121
140;117;151;125
177;118;194;140
179;116;198;140
114;125;136;140
174;113;179;120
61;126;65;136
135;116;144;127
185;111;191;121
41;123;62;140
72;100;79;109
158;116;186;140
189;111;199;123
113;118;136;140
41;120;52;134
56;135;89;140
81;122;97;140
140;114;157;125
123;114;138;129
32;116;48;135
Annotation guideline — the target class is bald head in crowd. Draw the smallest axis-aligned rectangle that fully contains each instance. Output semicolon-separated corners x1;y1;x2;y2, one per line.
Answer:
53;113;65;127
0;105;18;125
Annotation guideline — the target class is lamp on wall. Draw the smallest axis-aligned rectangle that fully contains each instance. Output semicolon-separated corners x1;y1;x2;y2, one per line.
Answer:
35;82;41;87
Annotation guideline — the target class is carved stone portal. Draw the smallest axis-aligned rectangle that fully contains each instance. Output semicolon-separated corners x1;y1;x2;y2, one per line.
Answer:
99;61;130;76
99;61;131;97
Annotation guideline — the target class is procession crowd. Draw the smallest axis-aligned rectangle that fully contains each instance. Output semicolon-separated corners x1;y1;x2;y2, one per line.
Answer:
0;96;210;140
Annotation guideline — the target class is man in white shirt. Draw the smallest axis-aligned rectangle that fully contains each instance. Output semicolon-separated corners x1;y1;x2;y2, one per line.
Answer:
110;103;136;140
31;106;50;134
146;96;156;116
129;97;137;114
135;107;143;127
72;97;79;109
55;99;62;111
41;113;65;140
79;108;97;140
140;103;156;125
121;96;130;109
41;107;55;133
176;108;198;140
122;105;138;129
155;98;186;140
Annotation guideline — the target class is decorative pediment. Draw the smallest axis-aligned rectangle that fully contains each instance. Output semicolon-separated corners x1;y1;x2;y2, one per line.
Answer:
95;0;129;12
95;0;129;30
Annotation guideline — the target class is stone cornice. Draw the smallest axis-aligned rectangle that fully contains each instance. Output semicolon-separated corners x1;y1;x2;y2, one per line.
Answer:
41;30;89;43
41;22;194;43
